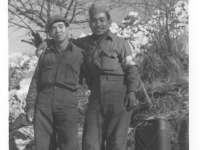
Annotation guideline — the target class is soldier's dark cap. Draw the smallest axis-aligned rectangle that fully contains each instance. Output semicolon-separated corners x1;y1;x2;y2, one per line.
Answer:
47;15;69;32
89;5;108;18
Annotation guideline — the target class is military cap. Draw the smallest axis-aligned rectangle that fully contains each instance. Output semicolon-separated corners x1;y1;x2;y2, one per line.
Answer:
89;4;108;18
47;15;69;32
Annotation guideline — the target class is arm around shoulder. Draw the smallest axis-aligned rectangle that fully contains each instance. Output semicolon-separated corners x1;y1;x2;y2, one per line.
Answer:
35;39;54;57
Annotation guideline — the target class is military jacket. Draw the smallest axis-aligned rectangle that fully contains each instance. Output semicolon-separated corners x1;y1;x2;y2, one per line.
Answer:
73;30;140;92
26;41;84;110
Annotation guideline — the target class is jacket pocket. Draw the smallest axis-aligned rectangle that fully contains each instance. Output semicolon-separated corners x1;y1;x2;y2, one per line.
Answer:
101;50;119;71
64;64;79;85
41;64;56;84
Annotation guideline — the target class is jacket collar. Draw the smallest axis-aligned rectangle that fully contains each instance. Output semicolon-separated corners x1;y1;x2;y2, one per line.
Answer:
90;29;116;42
49;39;74;52
107;30;116;41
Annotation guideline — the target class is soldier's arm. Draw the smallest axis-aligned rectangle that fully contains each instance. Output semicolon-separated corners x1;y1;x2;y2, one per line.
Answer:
73;37;93;89
82;54;93;90
35;39;54;57
83;66;93;90
120;40;140;93
78;50;85;86
25;54;43;110
36;37;85;57
71;36;89;49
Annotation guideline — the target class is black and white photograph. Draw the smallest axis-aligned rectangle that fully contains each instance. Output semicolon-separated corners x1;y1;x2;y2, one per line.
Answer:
4;0;195;149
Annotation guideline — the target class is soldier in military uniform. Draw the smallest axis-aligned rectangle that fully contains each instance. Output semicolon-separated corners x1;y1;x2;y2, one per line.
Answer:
79;5;140;150
36;5;140;150
26;15;84;150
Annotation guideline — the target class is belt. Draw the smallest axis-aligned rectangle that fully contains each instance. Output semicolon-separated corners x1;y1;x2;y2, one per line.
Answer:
41;84;76;92
93;75;124;81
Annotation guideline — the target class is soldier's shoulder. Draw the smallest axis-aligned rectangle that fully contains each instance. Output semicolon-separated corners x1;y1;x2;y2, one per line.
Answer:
109;32;126;43
114;34;127;42
115;36;130;48
37;47;52;59
77;35;90;41
72;35;90;49
71;41;85;55
76;35;90;44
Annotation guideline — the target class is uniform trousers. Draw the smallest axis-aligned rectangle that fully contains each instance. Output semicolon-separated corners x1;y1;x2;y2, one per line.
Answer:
82;75;133;150
34;88;78;150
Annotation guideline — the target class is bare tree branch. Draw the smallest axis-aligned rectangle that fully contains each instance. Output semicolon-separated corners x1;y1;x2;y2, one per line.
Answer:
8;21;30;30
15;8;45;28
9;2;46;28
69;1;78;22
65;0;75;18
21;39;34;45
39;0;45;17
72;19;89;25
18;0;27;10
21;9;46;24
9;8;35;32
47;0;54;19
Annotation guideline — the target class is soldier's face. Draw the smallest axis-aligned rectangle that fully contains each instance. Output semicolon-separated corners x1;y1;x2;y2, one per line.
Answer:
49;22;68;43
89;12;111;35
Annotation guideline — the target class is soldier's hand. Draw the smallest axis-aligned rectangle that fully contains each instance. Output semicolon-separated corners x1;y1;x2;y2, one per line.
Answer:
26;109;34;123
125;92;138;111
35;40;47;57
